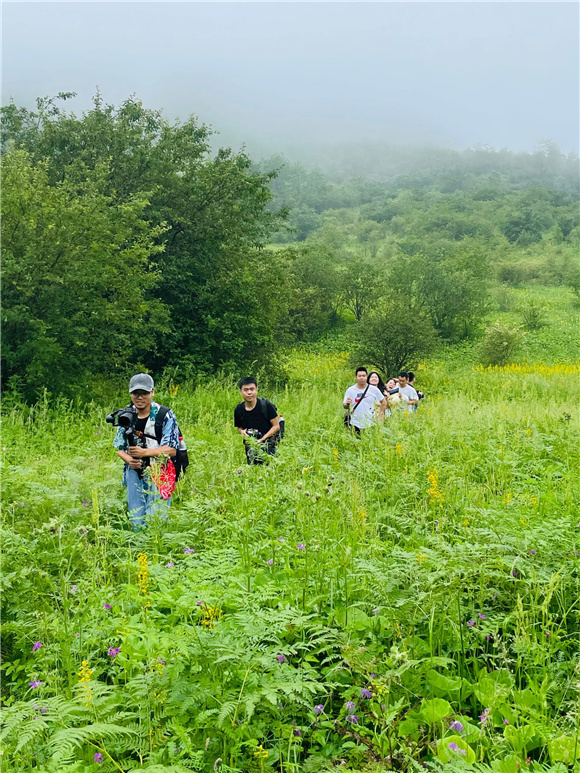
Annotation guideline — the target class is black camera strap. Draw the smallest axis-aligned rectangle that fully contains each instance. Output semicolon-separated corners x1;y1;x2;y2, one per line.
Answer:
349;384;370;416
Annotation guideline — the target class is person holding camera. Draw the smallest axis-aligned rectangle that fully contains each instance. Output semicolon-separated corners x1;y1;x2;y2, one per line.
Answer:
112;373;179;528
234;377;280;465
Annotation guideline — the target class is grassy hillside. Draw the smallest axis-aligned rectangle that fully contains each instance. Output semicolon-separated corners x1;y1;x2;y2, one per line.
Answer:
2;308;579;771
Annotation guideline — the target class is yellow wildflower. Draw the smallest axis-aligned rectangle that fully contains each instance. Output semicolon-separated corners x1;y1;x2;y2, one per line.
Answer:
427;469;444;506
77;660;93;706
200;605;222;627
254;745;269;759
137;552;150;594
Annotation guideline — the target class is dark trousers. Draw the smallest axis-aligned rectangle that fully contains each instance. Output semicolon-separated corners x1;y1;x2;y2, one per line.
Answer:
244;439;277;465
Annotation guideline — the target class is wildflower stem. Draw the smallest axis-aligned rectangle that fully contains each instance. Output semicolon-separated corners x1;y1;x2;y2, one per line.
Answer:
231;666;251;728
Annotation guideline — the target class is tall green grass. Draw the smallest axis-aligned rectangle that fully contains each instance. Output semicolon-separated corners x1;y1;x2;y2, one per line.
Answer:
1;350;579;773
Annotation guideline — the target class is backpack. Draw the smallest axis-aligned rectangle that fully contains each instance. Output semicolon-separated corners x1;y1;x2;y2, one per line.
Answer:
255;397;285;443
153;405;189;479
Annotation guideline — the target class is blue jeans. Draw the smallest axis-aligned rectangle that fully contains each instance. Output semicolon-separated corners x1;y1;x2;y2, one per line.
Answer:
125;467;170;528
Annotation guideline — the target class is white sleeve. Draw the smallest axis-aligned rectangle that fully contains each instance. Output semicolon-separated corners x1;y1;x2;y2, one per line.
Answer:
409;387;418;400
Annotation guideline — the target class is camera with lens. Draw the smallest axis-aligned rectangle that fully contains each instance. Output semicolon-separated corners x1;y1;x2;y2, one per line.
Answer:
106;406;147;477
245;428;263;439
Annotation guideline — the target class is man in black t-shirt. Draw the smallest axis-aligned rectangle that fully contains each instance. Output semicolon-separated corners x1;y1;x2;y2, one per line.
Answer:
234;377;280;465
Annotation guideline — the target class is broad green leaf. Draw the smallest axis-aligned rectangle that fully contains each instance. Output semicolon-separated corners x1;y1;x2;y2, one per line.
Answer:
420;698;451;725
437;735;475;764
549;735;580;764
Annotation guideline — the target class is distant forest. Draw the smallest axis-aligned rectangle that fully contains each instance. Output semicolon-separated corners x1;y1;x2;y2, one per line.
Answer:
2;94;579;398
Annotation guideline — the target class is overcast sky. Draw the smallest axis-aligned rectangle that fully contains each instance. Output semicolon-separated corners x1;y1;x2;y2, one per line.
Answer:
3;2;579;157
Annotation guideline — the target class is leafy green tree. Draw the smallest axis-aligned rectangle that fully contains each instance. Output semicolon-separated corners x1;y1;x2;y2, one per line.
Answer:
2;93;285;375
349;303;438;376
387;240;491;341
1;148;167;397
279;245;342;339
339;256;385;321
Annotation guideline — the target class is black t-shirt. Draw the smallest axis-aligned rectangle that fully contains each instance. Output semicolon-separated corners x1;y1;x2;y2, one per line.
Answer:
135;416;148;434
234;399;277;438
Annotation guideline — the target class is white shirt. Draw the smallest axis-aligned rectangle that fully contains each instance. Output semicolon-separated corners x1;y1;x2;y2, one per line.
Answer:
343;384;385;429
398;384;418;402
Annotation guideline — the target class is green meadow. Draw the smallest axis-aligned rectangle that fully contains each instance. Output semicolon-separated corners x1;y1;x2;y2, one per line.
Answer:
2;286;579;773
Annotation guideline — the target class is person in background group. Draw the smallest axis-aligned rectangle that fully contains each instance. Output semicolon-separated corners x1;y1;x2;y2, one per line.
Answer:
234;377;280;465
368;371;391;417
407;372;425;406
113;374;179;529
386;378;397;392
395;371;419;409
343;367;387;434
368;370;386;395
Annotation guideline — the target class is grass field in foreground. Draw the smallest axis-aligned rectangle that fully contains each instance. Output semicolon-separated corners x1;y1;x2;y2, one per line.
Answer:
1;352;579;773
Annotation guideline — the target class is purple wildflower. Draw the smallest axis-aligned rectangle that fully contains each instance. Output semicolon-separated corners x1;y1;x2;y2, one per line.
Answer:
360;688;373;699
166;562;175;567
103;603;112;610
448;743;466;756
545;631;551;637
29;681;44;689
82;501;88;506
314;704;324;715
478;613;487;620
157;657;166;665
39;707;48;714
183;548;195;554
297;543;306;551
486;635;491;641
372;608;380;616
70;584;78;594
346;714;359;724
504;719;509;725
293;729;301;737
277;654;286;663
370;673;376;678
32;641;43;652
279;537;285;543
108;647;120;657
511;569;518;577
479;708;490;725
449;720;464;733
267;558;274;564
466;620;476;626
345;700;356;712
94;752;103;763
529;550;536;555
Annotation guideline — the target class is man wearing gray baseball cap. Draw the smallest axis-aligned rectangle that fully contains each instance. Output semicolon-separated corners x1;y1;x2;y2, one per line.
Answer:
112;373;180;528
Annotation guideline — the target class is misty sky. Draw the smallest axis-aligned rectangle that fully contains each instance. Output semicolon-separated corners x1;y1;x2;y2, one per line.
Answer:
3;2;579;157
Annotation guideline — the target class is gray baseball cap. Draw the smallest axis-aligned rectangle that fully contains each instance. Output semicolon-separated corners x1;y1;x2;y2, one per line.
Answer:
129;373;154;393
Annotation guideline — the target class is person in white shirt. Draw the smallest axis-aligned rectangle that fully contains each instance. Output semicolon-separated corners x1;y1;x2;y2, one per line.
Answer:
394;371;419;409
343;367;387;433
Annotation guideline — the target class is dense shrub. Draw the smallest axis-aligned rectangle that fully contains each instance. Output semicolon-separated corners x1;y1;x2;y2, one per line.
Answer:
349;304;439;375
478;322;524;366
521;301;547;331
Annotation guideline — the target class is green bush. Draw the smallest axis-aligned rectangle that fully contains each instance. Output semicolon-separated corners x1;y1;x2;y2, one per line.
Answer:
521;301;547;331
478;322;524;366
349;304;439;376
